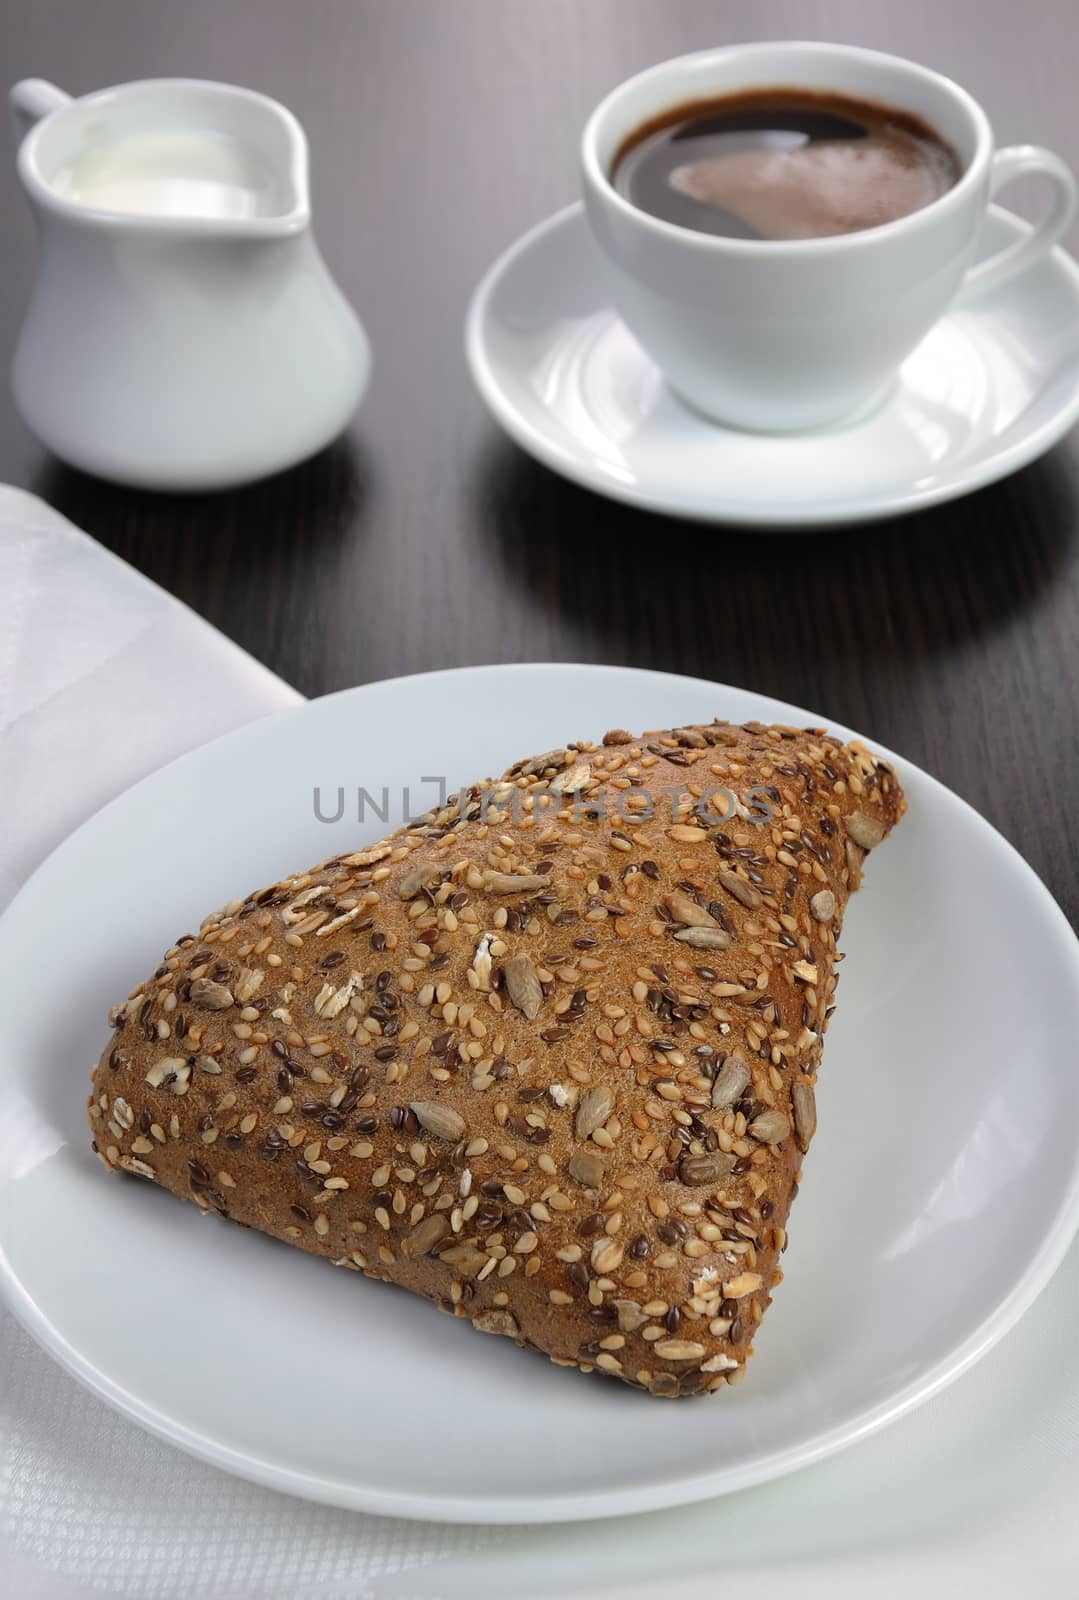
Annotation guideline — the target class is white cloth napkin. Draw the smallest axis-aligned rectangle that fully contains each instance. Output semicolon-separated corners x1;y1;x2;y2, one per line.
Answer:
2;486;1078;1600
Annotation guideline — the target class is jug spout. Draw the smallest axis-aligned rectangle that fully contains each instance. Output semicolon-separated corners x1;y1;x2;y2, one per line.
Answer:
10;79;71;145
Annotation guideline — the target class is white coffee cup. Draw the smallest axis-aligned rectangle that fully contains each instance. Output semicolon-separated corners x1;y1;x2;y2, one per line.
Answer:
581;42;1077;432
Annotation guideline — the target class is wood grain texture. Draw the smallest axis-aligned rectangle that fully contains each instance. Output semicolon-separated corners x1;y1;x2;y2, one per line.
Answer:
2;0;1078;923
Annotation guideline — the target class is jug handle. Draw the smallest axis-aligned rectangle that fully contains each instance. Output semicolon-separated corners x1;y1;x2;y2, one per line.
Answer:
10;79;71;145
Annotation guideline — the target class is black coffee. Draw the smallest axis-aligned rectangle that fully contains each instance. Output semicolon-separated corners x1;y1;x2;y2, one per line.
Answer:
612;88;960;241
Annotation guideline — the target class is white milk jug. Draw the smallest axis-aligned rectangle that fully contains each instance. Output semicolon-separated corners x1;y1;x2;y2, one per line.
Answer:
11;77;370;490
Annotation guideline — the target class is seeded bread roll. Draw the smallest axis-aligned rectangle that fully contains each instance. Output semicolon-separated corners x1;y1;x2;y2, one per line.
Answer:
88;720;904;1397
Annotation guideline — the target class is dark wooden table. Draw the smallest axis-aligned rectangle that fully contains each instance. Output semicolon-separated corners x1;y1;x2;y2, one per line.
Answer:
3;0;1078;923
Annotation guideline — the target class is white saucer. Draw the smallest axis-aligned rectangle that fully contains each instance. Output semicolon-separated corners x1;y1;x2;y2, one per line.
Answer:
3;664;1079;1523
466;204;1079;527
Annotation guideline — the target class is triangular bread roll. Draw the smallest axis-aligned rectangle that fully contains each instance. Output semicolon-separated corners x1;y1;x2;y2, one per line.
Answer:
89;721;904;1397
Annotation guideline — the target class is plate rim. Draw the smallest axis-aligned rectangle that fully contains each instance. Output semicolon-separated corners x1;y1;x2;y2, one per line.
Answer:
4;661;1079;1523
465;203;1079;529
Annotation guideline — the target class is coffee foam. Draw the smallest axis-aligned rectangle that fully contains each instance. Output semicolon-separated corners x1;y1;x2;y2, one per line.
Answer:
670;135;953;240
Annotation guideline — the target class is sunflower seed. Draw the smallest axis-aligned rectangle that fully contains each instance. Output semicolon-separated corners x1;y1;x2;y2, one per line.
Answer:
439;1243;488;1275
519;749;567;777
664;890;712;927
654;1339;706;1361
317;905;365;939
792;1082;817;1151
701;1353;738;1372
471;933;494;991
314;971;363;1019
575;1086;614;1139
410;1100;467;1140
711;1055;750;1109
591;1238;624;1274
399;863;438;900
791;960;818;984
484;871;550;894
846;812;885;849
549;762;594;794
402;1213;449;1257
749;1109;791;1145
673;926;731;950
718;870;762;910
723;1271;762;1297
282;883;330;922
119;1156;156;1179
345;845;391;867
503;954;543;1020
194;1055;223;1075
473;1308;520;1337
190;977;234;1010
613;1298;647;1332
679;1152;735;1186
234;967;265;1003
810;889;836;923
144;1057;187;1089
567;1150;605;1187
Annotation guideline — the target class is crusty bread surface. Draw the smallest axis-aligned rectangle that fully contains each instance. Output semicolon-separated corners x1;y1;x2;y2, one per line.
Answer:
88;720;904;1397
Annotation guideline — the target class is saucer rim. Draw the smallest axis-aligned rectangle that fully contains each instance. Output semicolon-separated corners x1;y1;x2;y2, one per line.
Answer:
465;201;1079;528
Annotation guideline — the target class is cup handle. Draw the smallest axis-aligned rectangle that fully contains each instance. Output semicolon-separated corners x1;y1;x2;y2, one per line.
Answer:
959;145;1077;300
10;78;71;145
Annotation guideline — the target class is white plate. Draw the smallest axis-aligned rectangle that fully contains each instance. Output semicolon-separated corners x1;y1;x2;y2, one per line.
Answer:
466;204;1079;526
3;664;1079;1523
